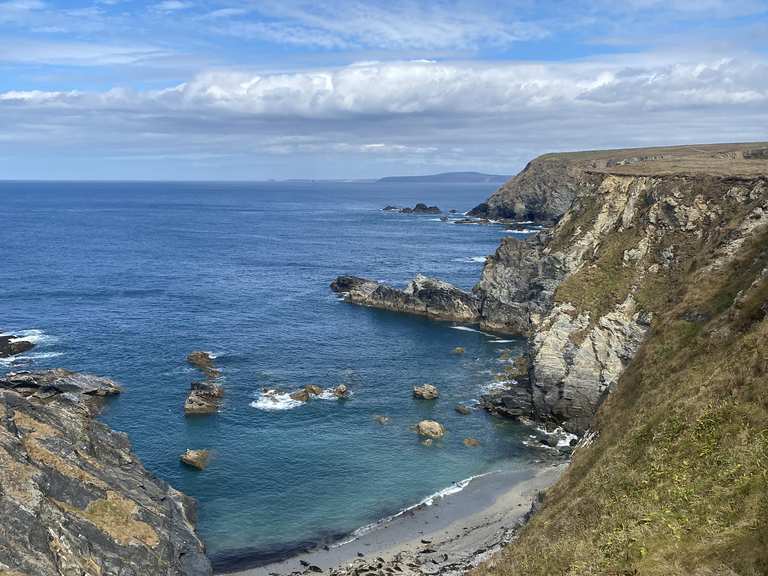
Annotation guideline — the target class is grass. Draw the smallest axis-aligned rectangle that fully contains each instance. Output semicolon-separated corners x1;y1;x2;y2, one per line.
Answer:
475;175;768;575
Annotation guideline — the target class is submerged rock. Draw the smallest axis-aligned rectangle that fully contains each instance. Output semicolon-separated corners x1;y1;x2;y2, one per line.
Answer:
0;334;35;358
373;415;391;425
455;404;472;415
0;371;211;575
463;437;481;447
416;420;445;438
413;384;439;400
180;449;210;470
451;346;465;355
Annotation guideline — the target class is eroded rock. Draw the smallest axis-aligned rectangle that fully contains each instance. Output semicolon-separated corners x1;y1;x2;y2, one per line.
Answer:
413;384;439;400
416;420;445;438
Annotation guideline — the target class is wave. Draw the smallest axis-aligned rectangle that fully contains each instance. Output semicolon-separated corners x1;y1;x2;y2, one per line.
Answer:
250;390;304;411
480;380;514;394
0;351;65;366
332;472;494;548
3;329;58;346
535;425;578;448
450;326;498;338
489;339;515;343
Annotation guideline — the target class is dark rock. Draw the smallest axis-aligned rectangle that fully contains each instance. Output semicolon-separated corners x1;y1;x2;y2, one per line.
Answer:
0;374;211;575
0;334;35;358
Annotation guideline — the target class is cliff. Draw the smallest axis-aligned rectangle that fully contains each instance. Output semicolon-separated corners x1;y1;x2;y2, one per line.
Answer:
334;142;768;572
0;369;212;575
474;143;768;574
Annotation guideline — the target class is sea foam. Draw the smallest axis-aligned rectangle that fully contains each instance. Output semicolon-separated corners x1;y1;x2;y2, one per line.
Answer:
250;390;304;411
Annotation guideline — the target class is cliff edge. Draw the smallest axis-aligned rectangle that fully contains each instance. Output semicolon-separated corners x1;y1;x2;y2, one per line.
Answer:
0;369;212;576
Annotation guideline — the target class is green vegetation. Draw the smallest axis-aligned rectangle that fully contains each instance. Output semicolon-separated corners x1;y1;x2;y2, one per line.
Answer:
477;179;768;575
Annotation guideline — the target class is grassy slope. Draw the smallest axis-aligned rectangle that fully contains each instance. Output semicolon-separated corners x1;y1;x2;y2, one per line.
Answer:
477;179;768;575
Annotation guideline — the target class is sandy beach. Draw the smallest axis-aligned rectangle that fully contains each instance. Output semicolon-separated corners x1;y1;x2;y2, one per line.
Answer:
221;461;566;576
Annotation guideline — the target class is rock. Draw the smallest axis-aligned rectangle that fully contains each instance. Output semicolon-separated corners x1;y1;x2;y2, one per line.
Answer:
290;389;310;402
455;404;471;415
373;415;391;425
463;438;481;447
184;392;219;414
421;438;434;447
0;374;211;575
1;369;122;399
191;380;224;398
180;449;210;470
187;350;219;378
451;346;465;355
0;334;35;358
334;384;349;398
416;420;445;438
394;203;441;214
305;384;323;396
413;384;439;400
331;274;481;323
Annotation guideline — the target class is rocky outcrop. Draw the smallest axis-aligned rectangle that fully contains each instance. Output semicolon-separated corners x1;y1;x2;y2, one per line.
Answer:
185;352;223;415
180;449;210;471
416;420;445;438
0;334;35;358
384;203;441;214
0;369;211;575
413;384;439;400
331;274;481;323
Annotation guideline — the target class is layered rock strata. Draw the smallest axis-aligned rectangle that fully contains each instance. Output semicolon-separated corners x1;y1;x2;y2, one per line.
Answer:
0;369;211;575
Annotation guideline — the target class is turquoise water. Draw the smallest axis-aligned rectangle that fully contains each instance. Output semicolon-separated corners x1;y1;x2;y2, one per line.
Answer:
1;181;546;570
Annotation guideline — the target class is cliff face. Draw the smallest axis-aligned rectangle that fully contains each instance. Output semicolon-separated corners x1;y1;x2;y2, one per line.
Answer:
0;370;211;576
474;144;768;574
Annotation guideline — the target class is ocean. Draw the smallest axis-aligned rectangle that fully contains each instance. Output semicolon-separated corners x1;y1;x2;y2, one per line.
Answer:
1;180;548;570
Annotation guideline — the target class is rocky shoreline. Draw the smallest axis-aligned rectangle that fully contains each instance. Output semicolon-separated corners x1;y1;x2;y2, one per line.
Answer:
0;369;212;575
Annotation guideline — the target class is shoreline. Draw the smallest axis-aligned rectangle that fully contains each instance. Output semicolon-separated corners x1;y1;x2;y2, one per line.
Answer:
220;461;567;576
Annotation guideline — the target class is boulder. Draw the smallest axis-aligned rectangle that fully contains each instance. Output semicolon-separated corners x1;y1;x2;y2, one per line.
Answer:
451;346;465;355
463;438;480;447
186;351;220;378
455;404;472;415
334;384;349;398
413;384;439;400
290;389;310;402
0;334;35;358
416;420;445;438
180;449;210;470
305;384;323;396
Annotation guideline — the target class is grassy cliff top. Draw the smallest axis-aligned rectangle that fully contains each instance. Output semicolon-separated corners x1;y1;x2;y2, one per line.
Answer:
538;141;768;177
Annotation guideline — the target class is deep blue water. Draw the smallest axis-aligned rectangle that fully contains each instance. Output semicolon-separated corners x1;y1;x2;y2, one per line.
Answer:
1;181;545;568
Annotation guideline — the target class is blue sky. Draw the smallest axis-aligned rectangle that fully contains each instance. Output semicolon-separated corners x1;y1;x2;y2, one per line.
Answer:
1;0;767;179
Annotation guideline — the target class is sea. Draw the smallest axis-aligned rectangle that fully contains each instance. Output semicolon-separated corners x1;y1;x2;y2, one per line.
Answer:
1;180;551;571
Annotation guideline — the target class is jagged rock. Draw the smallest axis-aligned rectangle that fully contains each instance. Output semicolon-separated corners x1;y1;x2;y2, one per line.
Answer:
331;274;481;323
451;347;465;355
463;438;480;447
0;334;35;358
187;350;220;378
401;203;441;214
0;374;211;575
180;449;210;470
334;384;349;398
416;420;445;438
454;404;471;415
184;392;219;414
413;384;439;400
290;389;310;402
1;369;122;399
305;384;323;396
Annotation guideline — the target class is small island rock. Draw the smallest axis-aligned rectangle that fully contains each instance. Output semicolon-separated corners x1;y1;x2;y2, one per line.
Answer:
413;384;439;400
180;449;210;470
416;420;445;438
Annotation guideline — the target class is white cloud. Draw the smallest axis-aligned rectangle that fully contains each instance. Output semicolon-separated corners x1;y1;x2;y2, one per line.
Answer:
0;55;766;176
154;0;191;11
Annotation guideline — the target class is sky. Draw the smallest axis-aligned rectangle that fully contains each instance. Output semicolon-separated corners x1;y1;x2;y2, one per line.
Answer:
1;0;767;180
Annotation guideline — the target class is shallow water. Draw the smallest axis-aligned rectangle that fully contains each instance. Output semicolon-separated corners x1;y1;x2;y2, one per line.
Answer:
1;181;547;568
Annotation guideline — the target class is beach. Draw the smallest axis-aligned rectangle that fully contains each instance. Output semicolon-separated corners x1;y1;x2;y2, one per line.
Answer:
224;462;567;576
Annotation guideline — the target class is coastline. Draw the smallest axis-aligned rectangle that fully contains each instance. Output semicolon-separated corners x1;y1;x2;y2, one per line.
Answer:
221;462;566;576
